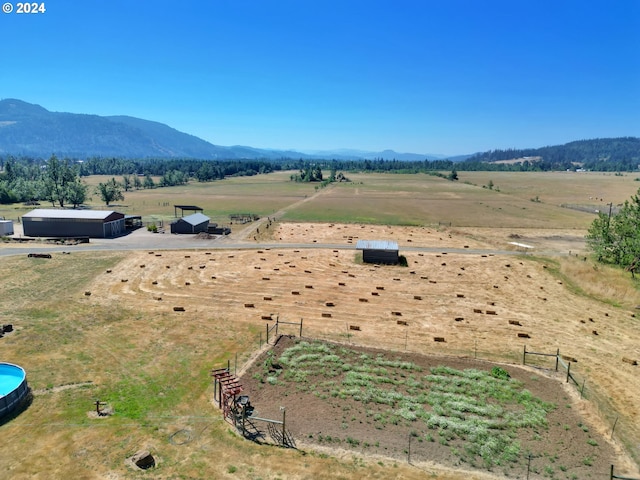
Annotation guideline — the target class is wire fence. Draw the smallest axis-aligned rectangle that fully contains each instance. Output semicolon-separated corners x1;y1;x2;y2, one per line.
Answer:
241;324;640;477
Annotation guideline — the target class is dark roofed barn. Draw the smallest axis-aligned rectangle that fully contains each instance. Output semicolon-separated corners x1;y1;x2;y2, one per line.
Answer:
170;212;210;234
22;209;125;238
356;240;400;265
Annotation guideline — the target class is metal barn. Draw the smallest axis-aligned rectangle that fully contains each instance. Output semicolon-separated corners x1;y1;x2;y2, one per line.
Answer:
0;220;14;236
170;212;210;234
22;209;125;238
356;240;400;264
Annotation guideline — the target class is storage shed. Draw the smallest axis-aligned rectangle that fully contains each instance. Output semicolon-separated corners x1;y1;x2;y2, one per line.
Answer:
356;240;400;264
22;209;125;238
0;220;14;236
170;212;210;234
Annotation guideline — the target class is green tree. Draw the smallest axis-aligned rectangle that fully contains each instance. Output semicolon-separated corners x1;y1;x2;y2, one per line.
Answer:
43;155;78;207
122;174;132;192
587;190;640;269
66;179;89;208
96;178;124;206
143;174;155;189
448;169;459;181
133;175;142;190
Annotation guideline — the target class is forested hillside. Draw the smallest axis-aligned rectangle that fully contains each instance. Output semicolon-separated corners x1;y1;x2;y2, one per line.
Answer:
465;137;640;171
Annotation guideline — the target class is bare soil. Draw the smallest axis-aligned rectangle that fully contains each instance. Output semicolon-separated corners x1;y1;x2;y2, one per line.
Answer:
241;336;616;479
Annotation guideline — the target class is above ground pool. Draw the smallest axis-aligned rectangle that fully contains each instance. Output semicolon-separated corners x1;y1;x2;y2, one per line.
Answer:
0;363;29;419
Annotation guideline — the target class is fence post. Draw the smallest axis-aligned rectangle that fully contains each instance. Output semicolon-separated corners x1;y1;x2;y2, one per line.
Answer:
266;322;269;345
611;416;618;440
555;348;559;371
281;407;286;447
523;345;526;365
566;362;570;383
300;318;303;338
610;464;614;480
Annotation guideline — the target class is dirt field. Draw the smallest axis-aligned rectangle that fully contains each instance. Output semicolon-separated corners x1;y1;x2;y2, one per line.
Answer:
83;221;640;478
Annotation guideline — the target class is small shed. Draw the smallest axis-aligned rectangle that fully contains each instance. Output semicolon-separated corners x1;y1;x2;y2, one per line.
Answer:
22;209;125;238
0;220;14;236
170;212;210;234
356;240;399;265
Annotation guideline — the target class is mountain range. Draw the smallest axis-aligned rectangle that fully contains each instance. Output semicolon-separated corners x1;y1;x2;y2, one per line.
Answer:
0;99;445;161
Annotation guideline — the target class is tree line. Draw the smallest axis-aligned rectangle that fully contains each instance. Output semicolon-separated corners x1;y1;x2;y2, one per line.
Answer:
0;155;280;206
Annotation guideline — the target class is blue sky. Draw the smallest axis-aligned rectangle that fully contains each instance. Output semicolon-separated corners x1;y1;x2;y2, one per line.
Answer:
1;1;638;156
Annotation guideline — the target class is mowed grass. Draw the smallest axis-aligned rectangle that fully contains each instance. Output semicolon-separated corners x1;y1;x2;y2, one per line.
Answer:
1;170;639;478
0;252;432;480
281;171;640;228
2;170;638;229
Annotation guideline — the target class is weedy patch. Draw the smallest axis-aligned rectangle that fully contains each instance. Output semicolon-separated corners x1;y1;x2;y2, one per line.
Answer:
252;340;558;470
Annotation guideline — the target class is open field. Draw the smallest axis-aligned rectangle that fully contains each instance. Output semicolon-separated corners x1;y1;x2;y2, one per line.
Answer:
0;171;640;479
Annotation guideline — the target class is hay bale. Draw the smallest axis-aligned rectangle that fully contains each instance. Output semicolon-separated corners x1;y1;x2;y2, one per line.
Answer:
244;304;255;308
322;313;332;318
121;279;128;283
517;333;530;338
261;315;272;320
263;296;272;301
509;320;521;326
473;309;483;314
376;286;385;290
414;295;422;300
106;269;112;273
391;311;402;316
349;325;361;331
457;294;465;298
397;320;408;326
291;291;300;295
325;302;335;307
84;291;91;296
173;306;185;312
486;310;497;315
140;265;145;268
454;317;464;322
359;298;369;303
434;337;446;342
153;296;162;301
622;357;638;366
338;282;346;286
305;285;313;289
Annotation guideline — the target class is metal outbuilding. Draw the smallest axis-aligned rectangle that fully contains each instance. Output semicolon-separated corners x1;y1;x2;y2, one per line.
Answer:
170;212;210;234
0;220;14;236
356;239;400;264
22;209;125;238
